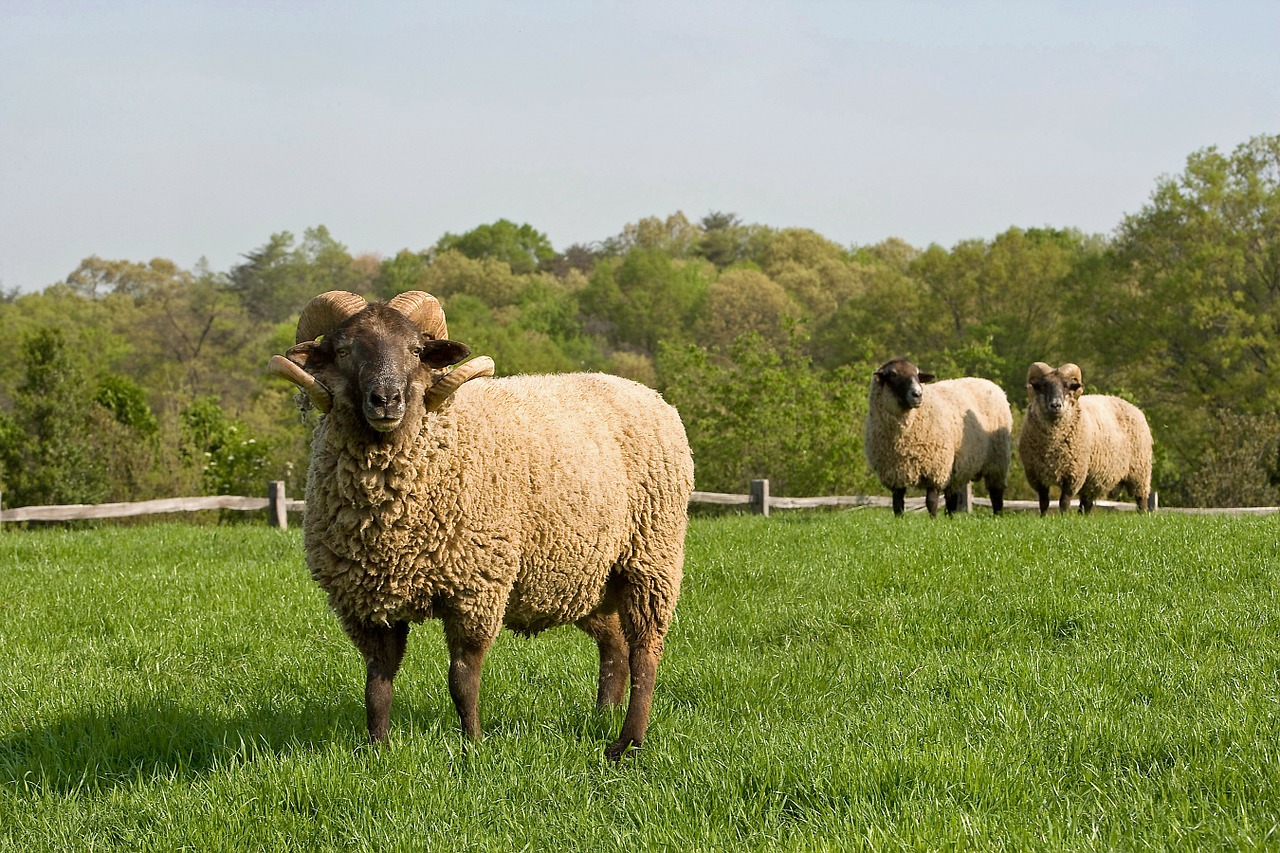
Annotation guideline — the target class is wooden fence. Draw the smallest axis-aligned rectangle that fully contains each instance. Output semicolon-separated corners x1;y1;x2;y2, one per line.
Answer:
1;480;1276;528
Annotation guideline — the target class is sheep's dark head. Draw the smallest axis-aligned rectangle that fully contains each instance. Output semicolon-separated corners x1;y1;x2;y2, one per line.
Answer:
269;291;491;434
872;357;936;412
1026;361;1083;422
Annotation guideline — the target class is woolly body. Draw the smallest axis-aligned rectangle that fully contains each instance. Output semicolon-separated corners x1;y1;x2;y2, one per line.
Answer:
1018;364;1152;513
304;372;693;644
865;361;1012;515
278;292;693;758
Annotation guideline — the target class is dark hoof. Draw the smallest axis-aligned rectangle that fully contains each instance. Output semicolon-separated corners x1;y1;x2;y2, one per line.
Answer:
604;738;640;762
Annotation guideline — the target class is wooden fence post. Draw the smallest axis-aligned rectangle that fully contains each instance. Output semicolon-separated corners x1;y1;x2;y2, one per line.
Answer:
1148;492;1159;512
749;479;770;517
268;481;288;530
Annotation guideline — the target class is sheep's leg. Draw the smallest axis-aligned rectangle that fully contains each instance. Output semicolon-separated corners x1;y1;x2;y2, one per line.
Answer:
925;487;940;517
944;491;959;515
577;611;629;709
346;619;410;744
444;624;492;740
1058;484;1073;515
606;641;660;761
892;488;906;516
1079;495;1094;514
1037;487;1051;516
988;485;1005;515
607;573;677;761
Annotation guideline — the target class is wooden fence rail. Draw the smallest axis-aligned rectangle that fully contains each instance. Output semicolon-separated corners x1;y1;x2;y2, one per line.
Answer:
1;480;1276;528
0;483;305;528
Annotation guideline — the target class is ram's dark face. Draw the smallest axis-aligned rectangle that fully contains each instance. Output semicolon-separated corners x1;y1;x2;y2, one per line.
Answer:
1027;364;1083;422
872;357;936;411
290;304;470;434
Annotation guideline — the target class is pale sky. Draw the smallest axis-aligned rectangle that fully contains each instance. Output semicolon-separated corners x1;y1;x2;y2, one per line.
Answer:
2;0;1277;292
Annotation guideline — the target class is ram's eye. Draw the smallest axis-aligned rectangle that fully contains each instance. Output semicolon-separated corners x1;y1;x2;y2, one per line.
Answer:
336;347;351;359
411;344;424;356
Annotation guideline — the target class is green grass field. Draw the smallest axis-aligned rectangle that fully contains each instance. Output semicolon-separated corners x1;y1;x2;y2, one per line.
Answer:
1;512;1278;851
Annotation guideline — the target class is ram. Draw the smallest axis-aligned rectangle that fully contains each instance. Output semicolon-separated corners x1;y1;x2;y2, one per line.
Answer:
269;291;694;760
1018;361;1152;515
864;357;1012;516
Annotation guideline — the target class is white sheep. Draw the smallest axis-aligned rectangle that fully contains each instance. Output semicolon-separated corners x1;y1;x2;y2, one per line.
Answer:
269;290;694;760
864;357;1012;516
1018;361;1152;515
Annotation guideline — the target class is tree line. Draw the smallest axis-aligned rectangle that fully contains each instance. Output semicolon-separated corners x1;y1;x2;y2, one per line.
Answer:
1;134;1277;510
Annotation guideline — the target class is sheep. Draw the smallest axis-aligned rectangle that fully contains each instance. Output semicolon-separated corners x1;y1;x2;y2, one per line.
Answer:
268;290;694;760
864;357;1012;517
1018;361;1152;515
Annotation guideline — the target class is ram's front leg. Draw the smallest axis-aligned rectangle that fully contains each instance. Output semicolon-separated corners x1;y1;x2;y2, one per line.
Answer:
344;618;410;744
443;619;495;740
1058;481;1074;515
924;487;941;517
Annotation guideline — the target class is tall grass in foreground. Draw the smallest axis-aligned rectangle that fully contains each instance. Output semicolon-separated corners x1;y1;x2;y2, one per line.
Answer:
1;513;1278;851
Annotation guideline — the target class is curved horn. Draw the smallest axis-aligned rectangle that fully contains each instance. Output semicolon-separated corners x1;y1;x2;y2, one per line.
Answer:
387;291;448;340
1027;362;1053;383
425;356;495;412
1057;362;1083;382
296;291;368;344
268;355;333;413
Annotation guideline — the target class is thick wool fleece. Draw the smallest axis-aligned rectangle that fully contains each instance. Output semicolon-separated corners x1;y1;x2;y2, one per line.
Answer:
865;377;1012;494
1019;394;1152;505
303;372;693;650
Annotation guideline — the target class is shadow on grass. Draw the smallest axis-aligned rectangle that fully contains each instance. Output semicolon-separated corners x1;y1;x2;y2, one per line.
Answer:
1;691;631;793
0;694;378;793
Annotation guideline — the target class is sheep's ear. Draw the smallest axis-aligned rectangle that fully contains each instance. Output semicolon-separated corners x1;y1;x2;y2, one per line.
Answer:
420;339;472;369
873;369;887;385
285;339;331;372
918;372;937;384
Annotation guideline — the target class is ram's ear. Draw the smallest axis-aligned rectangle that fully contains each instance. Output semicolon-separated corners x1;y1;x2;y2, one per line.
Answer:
285;339;331;371
420;339;472;369
918;372;937;384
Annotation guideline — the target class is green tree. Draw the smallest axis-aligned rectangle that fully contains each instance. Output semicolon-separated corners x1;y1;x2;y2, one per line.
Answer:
658;331;877;496
95;374;158;435
1097;134;1280;498
435;220;555;275
580;249;710;355
696;268;799;351
375;249;430;299
180;396;272;497
63;256;192;301
606;212;703;258
230;226;365;323
0;327;110;506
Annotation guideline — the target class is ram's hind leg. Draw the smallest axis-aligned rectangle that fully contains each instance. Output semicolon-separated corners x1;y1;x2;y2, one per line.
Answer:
343;617;410;744
577;610;629;709
987;479;1005;515
608;550;684;761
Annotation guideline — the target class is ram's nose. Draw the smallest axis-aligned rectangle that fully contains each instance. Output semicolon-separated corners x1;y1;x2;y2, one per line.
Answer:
365;388;406;430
